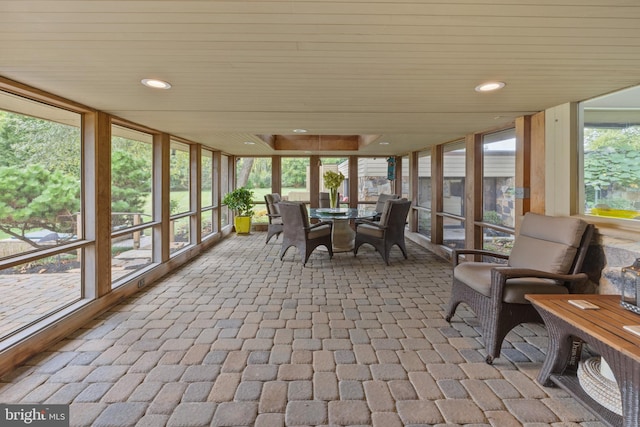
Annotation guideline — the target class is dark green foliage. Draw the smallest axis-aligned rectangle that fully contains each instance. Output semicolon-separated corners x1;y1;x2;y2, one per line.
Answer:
111;150;151;214
223;187;254;216
584;127;640;208
0;112;152;245
0;111;81;175
0;165;80;245
281;158;309;188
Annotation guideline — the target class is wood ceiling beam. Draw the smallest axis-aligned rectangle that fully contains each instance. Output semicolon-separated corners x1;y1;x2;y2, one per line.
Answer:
274;135;359;151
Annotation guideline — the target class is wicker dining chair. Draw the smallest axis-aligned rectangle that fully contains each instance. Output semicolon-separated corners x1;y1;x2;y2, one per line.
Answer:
444;212;595;364
372;193;400;221
353;198;411;265
278;201;333;266
264;193;283;244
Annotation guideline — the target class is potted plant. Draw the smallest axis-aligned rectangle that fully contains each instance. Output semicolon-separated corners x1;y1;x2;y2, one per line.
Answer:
222;187;255;234
323;170;345;208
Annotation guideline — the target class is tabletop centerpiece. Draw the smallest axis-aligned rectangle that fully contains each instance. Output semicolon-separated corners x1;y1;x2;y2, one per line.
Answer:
323;170;345;209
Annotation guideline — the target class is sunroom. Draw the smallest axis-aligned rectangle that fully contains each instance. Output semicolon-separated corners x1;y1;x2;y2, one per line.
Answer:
1;1;640;425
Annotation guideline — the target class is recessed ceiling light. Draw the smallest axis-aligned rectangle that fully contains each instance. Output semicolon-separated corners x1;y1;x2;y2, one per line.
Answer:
379;141;390;145
293;129;308;133
243;141;255;145
141;78;172;89
475;81;505;92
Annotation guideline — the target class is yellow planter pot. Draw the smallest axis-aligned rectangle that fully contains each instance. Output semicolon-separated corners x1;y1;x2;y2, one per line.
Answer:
234;216;252;234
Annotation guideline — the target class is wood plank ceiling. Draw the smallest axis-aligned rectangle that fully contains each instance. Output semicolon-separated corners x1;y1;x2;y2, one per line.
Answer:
0;0;639;156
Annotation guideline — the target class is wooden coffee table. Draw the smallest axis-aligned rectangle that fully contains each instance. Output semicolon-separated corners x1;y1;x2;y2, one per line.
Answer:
526;294;640;427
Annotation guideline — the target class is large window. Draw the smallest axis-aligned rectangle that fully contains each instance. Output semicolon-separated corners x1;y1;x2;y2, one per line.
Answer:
581;85;640;223
111;125;154;283
356;158;387;207
0;90;84;339
321;157;348;206
201;149;214;238
401;155;410;199
169;140;192;254
482;129;516;253
221;154;230;227
281;157;310;202
235;157;272;223
442;141;466;249
417;151;432;238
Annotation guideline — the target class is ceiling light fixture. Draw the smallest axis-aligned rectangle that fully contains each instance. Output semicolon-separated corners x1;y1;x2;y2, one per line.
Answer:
475;81;505;92
293;129;308;133
379;141;390;145
141;78;172;89
243;141;255;145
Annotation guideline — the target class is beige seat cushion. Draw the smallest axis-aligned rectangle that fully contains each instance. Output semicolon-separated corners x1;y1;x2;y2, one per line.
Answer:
308;224;331;239
454;262;567;304
357;223;384;238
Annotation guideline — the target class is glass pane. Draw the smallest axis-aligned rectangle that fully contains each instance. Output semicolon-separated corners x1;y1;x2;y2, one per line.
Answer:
401;155;410;199
202;149;213;208
0;249;82;339
0;93;82;257
417;151;432;208
483;129;516;229
112;227;153;284
221;155;230;227
321;158;348;206
417;209;431;239
170;141;191;215
482;227;514;254
443;142;466;217
111;125;153;230
282;157;310;202
443;217;465;250
170;216;191;254
356;158;389;204
583;123;640;221
235;157;272;202
201;209;213;238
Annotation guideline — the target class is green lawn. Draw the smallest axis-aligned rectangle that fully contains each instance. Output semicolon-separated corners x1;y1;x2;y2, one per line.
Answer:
0;188;304;239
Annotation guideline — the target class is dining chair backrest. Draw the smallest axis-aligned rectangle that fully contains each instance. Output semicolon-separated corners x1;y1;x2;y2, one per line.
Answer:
375;193;400;213
319;192;331;208
265;193;281;216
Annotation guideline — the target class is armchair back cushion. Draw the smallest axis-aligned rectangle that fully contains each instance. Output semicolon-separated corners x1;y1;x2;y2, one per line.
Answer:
508;213;588;274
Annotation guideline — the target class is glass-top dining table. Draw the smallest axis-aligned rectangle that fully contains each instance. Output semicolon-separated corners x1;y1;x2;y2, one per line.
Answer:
309;207;377;252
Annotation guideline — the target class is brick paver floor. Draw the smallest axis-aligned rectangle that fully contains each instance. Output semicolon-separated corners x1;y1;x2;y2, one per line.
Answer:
0;232;603;426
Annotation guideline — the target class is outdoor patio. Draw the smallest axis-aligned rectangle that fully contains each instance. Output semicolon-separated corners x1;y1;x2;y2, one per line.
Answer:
0;231;601;426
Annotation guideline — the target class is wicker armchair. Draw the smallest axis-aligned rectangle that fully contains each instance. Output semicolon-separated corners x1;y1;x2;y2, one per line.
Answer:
444;213;594;364
264;193;283;244
278;201;333;266
372;193;400;221
354;198;411;265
